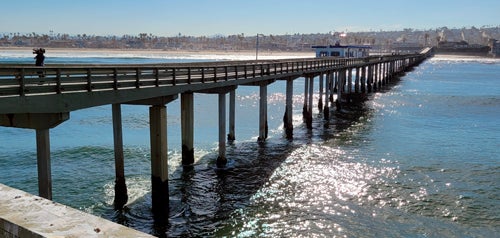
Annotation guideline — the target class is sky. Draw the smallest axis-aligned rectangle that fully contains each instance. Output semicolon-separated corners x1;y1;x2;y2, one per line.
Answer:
1;0;498;37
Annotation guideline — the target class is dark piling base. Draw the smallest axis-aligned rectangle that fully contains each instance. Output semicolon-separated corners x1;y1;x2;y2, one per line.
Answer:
216;156;227;168
151;176;169;216
283;110;293;139
323;105;330;120
113;177;128;210
182;145;194;166
335;99;342;112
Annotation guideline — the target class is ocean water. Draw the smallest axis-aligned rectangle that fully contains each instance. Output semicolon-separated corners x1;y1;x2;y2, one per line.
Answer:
0;52;499;237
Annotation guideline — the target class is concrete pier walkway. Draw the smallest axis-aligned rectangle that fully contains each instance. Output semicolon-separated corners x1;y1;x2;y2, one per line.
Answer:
0;183;154;237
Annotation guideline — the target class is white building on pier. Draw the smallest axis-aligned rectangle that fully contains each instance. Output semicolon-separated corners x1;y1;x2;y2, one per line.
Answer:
312;43;371;58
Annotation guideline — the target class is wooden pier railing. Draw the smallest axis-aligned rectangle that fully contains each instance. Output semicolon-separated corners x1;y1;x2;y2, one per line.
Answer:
0;52;430;114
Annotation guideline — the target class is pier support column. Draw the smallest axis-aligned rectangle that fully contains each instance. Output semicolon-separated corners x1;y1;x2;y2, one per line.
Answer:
284;78;294;139
323;72;330;120
36;129;52;200
302;76;309;118
367;65;373;93
318;73;324;112
112;104;128;209
258;83;268;142
336;70;344;111
347;68;353;95
227;89;236;141
217;93;227;167
333;71;338;93
149;105;169;215
329;71;335;103
355;67;360;93
361;66;366;93
181;93;194;167
306;75;314;129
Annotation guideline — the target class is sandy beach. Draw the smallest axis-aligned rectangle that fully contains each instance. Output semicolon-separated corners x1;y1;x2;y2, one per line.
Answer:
0;47;314;60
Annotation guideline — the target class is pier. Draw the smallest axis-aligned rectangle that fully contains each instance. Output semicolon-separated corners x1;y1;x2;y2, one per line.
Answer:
0;48;432;235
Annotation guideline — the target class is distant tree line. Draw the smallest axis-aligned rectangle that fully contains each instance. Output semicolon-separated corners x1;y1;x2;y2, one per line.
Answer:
1;26;498;52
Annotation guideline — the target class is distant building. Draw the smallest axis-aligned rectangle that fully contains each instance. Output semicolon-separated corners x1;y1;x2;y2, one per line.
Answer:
312;43;371;58
435;40;490;56
489;39;500;58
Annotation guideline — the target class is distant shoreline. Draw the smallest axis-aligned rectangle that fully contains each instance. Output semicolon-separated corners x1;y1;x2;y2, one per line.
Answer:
0;46;315;58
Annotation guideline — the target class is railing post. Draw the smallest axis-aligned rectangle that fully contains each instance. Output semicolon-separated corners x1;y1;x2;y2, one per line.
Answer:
86;68;92;92
56;69;62;94
135;68;141;88
172;68;177;85
113;68;118;90
154;68;159;87
201;67;205;83
19;68;26;96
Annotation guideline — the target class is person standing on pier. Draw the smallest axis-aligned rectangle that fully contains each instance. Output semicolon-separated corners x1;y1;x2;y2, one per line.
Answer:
33;48;45;78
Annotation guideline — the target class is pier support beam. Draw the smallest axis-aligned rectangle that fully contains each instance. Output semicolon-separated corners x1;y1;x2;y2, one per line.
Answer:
323;72;330;120
367;65;373;93
306;75;314;129
361;66;366;93
336;70;345;111
112;104;127;209
355;67;360;93
36;129;52;200
217;93;227;167
149;105;169;215
284;78;294;139
258;83;268;142
302;76;309;118
181;93;194;167
227;90;236;141
318;73;324;112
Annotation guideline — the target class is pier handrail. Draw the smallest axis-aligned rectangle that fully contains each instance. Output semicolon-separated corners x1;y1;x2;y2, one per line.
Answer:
0;53;423;97
0;52;429;114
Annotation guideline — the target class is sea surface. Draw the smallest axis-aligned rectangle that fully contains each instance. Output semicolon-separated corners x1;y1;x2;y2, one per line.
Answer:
0;51;499;237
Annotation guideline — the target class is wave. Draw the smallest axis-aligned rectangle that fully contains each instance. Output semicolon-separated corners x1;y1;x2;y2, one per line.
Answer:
430;55;500;64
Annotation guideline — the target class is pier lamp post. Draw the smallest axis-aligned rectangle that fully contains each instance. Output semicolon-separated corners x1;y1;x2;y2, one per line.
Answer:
256;34;265;60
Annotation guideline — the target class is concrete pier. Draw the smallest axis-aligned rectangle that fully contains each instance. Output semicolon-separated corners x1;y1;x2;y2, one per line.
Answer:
0;48;434;233
0;183;153;238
